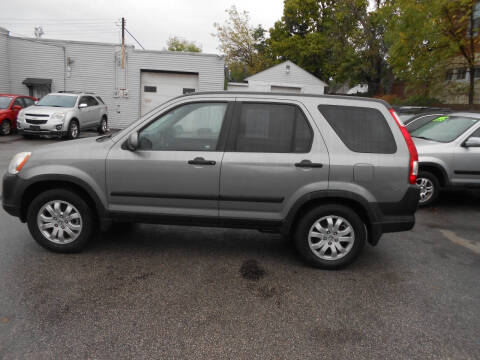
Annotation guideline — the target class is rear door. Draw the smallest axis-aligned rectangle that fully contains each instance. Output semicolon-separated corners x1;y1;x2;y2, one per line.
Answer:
86;96;101;126
219;99;329;223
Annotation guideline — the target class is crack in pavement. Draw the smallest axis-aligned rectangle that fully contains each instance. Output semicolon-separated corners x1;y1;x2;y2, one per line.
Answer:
439;229;480;255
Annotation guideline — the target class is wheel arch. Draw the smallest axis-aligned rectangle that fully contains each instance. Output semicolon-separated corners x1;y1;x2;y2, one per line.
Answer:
283;191;377;244
418;162;448;187
19;176;107;226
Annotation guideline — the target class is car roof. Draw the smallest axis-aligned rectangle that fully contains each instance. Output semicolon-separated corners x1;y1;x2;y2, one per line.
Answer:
173;91;391;107
0;94;34;98
49;92;82;96
448;111;480;119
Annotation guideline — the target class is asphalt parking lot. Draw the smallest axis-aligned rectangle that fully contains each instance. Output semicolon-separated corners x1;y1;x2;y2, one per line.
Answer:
0;134;479;359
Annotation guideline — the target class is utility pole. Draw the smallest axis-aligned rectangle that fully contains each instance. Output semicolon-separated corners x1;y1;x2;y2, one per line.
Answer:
121;17;125;69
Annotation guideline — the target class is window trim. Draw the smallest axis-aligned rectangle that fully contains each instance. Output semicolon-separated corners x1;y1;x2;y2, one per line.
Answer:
127;100;234;152
225;101;314;153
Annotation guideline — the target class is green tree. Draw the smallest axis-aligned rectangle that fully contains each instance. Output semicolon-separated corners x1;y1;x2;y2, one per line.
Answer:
386;0;480;105
268;0;366;90
166;36;202;52
213;6;272;82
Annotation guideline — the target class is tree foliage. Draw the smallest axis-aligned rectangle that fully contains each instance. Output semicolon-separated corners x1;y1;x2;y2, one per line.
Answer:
166;36;202;52
386;0;480;104
213;6;272;81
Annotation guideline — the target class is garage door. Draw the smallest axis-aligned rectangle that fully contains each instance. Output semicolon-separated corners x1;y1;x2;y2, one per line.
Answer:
140;71;199;115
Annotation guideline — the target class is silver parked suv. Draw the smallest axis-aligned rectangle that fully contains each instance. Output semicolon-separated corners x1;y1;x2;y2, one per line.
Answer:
17;91;108;139
3;92;419;269
412;112;480;206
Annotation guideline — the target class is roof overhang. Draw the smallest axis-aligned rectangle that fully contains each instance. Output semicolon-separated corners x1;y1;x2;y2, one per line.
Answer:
22;78;52;86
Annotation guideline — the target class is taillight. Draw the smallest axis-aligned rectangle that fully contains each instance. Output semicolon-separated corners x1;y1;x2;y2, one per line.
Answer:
390;109;418;184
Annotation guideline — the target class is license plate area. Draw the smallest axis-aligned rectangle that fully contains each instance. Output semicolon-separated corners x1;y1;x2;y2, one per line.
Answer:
29;125;41;130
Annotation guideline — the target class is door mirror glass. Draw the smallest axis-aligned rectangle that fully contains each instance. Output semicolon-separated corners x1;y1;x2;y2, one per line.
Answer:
127;132;139;151
464;136;480;147
79;103;88;109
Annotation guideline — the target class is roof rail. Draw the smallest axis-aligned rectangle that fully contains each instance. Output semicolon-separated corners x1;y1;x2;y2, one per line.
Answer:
57;90;83;93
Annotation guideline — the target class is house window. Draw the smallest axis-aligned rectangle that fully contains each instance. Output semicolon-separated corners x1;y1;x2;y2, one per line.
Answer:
474;67;480;79
183;88;196;94
456;68;467;80
445;69;454;81
144;86;157;92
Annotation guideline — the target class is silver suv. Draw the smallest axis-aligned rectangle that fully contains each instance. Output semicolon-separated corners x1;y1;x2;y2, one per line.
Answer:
412;112;480;205
3;92;419;269
17;91;108;139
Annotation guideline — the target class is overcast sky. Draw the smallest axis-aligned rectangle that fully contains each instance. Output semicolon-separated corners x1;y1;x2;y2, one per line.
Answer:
0;0;286;54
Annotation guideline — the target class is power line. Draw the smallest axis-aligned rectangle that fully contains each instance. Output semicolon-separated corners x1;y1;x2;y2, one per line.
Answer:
124;27;145;50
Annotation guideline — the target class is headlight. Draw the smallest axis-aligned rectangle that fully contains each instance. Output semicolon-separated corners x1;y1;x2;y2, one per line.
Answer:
51;112;66;121
17;110;25;119
8;152;31;175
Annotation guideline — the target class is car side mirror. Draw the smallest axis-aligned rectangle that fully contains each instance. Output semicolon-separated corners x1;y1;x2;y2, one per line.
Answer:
463;136;480;147
79;103;88;109
12;105;22;111
126;132;139;151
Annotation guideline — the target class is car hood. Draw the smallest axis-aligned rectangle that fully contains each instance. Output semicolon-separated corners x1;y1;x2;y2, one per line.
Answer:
24;106;72;115
413;137;447;155
31;136;109;159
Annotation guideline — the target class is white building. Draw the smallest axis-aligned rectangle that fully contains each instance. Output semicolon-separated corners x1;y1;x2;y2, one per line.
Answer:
0;26;225;128
227;61;326;94
347;84;368;95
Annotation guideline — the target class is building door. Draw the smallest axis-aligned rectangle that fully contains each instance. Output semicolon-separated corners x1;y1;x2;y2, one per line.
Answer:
140;71;199;116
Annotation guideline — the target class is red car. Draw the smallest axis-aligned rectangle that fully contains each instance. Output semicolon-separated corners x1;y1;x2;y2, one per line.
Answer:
0;94;37;135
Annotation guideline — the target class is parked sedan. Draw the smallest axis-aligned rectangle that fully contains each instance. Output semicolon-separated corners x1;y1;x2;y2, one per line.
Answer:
412;112;480;205
0;94;37;135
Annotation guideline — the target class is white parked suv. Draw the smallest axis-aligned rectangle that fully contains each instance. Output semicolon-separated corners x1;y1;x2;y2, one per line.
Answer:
17;91;108;139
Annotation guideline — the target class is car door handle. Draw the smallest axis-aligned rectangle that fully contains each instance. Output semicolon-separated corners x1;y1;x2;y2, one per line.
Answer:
295;160;323;168
188;157;216;166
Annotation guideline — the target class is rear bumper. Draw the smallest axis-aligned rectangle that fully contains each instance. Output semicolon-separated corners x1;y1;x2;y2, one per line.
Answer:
368;185;419;244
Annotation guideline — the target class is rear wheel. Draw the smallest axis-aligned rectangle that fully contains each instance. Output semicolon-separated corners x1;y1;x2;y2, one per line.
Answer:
27;189;94;252
98;116;108;134
67;120;80;140
0;119;11;135
416;171;439;206
294;205;366;269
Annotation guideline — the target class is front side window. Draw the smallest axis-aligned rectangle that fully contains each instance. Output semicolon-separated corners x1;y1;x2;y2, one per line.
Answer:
318;104;397;154
138;102;228;151
0;96;12;109
13;98;26;108
36;95;78;108
233;103;313;153
411;115;479;142
23;97;34;107
87;96;99;106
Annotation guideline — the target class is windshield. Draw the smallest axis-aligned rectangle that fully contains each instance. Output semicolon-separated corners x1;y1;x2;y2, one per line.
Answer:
0;96;13;109
411;115;479;142
36;95;77;108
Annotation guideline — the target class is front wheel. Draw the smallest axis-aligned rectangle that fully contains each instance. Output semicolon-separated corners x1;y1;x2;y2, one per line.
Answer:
0;119;11;135
416;171;439;206
27;189;94;252
98;116;108;134
66;120;80;140
294;205;366;269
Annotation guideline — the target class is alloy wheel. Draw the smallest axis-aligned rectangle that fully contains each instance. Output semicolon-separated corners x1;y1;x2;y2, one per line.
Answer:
37;200;83;244
417;177;434;204
308;215;355;260
1;121;11;135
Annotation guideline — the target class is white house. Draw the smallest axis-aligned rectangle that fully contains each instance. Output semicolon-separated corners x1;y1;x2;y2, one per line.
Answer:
0;26;225;128
227;61;326;94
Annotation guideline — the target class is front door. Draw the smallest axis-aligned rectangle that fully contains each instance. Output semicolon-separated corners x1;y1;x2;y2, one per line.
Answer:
106;101;232;219
453;126;480;185
219;100;330;223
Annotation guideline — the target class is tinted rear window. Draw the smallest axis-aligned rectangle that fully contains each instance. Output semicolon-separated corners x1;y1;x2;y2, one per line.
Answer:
318;105;396;154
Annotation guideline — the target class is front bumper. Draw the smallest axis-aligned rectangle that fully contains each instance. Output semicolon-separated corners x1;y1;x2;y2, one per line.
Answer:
18;129;67;137
17;120;66;136
2;172;23;218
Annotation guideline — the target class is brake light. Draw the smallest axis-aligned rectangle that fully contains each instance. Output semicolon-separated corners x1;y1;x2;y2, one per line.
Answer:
390;109;418;184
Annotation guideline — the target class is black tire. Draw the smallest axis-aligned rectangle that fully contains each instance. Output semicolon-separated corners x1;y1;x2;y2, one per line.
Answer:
66;119;80;140
294;204;366;269
0;119;11;135
416;171;439;207
27;189;95;253
98;116;108;134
